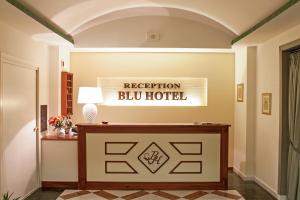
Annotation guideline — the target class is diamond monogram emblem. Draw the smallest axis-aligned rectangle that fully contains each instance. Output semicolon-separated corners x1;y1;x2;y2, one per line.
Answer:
138;142;169;173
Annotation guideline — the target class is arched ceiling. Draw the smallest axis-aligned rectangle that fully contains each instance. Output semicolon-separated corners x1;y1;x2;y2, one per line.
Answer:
2;0;300;47
70;7;236;36
23;0;286;35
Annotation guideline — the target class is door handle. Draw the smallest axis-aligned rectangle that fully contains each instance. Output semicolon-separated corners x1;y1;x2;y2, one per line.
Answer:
33;127;39;132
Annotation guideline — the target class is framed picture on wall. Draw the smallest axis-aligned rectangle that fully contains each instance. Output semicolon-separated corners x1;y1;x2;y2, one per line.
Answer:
237;83;244;102
262;93;272;115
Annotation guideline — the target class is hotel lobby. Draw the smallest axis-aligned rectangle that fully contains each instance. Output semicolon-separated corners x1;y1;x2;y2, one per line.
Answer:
1;0;300;200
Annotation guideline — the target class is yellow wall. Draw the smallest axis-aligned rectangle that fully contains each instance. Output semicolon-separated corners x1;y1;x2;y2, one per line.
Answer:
70;52;235;166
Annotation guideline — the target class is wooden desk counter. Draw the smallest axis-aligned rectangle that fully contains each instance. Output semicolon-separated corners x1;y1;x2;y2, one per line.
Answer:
77;123;230;190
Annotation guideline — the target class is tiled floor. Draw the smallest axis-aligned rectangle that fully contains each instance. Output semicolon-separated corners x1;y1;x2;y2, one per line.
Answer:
57;190;244;200
25;171;277;200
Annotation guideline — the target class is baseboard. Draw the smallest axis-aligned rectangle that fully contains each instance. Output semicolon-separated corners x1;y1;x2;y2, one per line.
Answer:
232;167;285;200
21;187;39;200
42;181;78;189
233;166;254;181
254;176;283;200
278;195;287;200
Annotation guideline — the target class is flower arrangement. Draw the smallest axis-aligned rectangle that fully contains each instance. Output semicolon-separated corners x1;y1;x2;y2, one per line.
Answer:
48;115;65;130
48;115;73;134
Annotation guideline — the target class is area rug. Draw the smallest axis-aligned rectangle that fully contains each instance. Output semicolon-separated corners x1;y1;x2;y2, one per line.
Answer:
57;190;244;200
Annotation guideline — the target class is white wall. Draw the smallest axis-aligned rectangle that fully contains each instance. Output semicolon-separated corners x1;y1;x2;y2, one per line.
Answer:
234;46;247;175
246;47;256;178
233;46;256;178
0;22;49;105
60;46;71;72
234;23;300;197
49;46;60;118
49;46;70;118
255;24;300;194
0;21;50;197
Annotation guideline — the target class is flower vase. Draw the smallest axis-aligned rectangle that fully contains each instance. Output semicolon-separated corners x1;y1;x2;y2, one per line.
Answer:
55;127;65;135
65;128;71;134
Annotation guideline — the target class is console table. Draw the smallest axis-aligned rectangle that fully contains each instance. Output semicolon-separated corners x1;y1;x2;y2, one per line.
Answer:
41;134;78;189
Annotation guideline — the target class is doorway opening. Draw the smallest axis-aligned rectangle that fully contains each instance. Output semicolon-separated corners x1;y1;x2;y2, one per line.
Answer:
279;41;300;196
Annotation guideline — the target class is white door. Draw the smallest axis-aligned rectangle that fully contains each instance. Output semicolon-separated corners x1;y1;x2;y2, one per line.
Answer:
0;54;38;198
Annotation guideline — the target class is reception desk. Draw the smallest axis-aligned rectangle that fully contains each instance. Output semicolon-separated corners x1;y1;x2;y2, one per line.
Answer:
76;123;230;190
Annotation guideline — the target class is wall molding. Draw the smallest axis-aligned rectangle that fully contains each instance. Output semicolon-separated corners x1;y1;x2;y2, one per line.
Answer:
278;195;287;200
21;187;39;200
233;167;254;181
233;167;286;200
6;0;74;44
0;53;37;70
254;176;282;200
42;181;78;189
232;0;300;44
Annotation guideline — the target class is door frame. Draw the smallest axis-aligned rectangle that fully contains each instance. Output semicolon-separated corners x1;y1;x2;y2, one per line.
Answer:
279;39;300;195
0;52;40;197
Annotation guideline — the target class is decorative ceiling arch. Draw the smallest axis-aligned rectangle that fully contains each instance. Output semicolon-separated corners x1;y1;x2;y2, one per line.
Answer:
51;0;238;35
6;0;299;45
71;7;237;36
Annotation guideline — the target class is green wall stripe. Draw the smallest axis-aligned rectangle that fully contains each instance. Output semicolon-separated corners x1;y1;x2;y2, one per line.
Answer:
6;0;74;44
232;0;300;44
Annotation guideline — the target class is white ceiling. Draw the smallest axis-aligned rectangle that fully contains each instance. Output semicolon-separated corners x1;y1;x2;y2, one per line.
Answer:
0;0;299;46
235;2;300;45
22;0;286;35
0;0;49;35
70;7;236;36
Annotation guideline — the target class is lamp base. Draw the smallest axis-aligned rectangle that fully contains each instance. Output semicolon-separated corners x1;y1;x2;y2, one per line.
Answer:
82;103;98;123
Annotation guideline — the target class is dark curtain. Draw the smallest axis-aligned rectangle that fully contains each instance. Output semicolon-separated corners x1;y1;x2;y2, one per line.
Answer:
287;51;300;200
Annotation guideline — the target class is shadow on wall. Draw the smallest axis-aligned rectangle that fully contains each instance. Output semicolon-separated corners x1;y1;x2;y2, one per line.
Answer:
1;120;38;197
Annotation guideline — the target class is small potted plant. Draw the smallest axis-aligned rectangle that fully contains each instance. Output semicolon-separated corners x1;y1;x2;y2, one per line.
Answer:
2;192;20;200
48;115;66;135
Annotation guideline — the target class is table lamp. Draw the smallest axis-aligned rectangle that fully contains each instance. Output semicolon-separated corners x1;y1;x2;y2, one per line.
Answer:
77;87;103;123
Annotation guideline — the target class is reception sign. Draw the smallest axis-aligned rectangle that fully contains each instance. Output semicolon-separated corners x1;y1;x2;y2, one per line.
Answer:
97;77;207;106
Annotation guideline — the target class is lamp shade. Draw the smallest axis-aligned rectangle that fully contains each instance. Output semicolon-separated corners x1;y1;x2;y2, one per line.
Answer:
77;87;103;104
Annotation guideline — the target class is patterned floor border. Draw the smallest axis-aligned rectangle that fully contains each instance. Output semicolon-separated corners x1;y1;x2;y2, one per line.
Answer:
57;189;244;200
